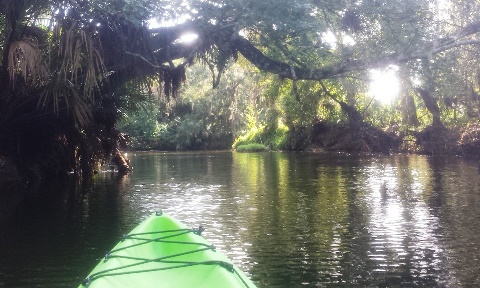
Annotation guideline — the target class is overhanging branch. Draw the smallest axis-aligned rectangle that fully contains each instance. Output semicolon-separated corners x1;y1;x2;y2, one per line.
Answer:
233;21;480;81
145;19;480;82
233;35;402;80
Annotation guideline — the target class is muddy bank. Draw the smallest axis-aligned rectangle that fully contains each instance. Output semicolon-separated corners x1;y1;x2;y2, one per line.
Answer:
309;122;401;154
309;121;480;157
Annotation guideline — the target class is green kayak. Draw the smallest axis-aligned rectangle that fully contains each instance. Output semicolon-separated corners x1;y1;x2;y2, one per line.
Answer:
79;211;257;288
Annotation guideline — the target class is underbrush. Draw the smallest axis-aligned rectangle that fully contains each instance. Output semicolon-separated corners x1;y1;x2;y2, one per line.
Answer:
235;143;268;152
232;125;288;151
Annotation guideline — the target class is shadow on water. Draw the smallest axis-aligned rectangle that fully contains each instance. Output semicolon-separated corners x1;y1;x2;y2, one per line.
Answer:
0;173;137;288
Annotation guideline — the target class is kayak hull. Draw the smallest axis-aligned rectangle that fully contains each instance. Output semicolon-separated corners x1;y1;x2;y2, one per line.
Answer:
79;212;256;288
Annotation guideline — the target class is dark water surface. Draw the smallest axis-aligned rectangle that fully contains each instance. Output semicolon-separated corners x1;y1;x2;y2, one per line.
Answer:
1;152;480;287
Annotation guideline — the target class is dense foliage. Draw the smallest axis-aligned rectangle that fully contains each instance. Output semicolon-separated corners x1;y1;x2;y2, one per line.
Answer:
2;0;480;182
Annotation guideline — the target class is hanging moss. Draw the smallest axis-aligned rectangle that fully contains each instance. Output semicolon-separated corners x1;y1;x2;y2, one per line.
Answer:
161;66;186;100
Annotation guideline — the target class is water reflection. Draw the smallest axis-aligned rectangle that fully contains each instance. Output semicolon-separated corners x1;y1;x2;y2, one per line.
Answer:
361;157;451;287
2;152;480;287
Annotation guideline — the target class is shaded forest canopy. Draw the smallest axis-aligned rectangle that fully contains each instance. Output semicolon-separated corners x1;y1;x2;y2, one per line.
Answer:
2;0;480;186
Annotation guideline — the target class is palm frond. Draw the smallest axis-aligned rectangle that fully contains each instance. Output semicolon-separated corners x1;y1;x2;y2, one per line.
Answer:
40;76;92;127
39;20;107;126
7;39;49;88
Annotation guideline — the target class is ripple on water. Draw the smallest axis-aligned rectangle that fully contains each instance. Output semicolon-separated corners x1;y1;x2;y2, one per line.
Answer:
6;153;480;288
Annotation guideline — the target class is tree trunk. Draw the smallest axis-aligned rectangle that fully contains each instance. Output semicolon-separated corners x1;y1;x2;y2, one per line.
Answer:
321;81;364;139
398;69;419;128
112;148;131;174
415;87;443;127
401;92;419;127
339;101;364;139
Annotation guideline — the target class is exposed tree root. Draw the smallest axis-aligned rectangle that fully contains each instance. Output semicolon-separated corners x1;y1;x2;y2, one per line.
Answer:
311;122;401;154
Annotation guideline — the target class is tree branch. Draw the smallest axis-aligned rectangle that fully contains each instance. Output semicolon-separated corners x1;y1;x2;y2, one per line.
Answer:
233;18;480;81
431;39;480;55
125;51;172;70
146;19;480;82
233;35;401;80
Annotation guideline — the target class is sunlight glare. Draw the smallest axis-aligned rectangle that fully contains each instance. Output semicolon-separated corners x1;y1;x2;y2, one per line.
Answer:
412;74;422;87
369;67;400;104
431;0;452;21
321;30;337;49
178;32;198;44
320;30;356;49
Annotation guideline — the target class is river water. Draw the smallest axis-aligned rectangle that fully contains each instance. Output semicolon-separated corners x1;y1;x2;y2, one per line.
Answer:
1;152;480;287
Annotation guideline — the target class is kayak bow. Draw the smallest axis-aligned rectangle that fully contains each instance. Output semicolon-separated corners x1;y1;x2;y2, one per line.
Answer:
79;211;256;288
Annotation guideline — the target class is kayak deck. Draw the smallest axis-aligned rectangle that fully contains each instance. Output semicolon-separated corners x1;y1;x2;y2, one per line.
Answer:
79;211;256;288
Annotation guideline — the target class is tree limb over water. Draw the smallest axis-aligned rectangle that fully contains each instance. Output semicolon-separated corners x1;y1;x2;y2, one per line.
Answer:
148;19;480;81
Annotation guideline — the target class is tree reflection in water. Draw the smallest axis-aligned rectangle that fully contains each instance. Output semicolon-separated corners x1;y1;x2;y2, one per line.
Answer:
2;152;480;287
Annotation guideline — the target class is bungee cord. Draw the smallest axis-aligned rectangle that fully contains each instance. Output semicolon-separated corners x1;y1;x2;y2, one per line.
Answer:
82;212;254;288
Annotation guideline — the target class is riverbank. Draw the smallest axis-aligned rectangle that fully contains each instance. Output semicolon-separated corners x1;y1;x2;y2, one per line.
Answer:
2;121;480;219
309;121;480;157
